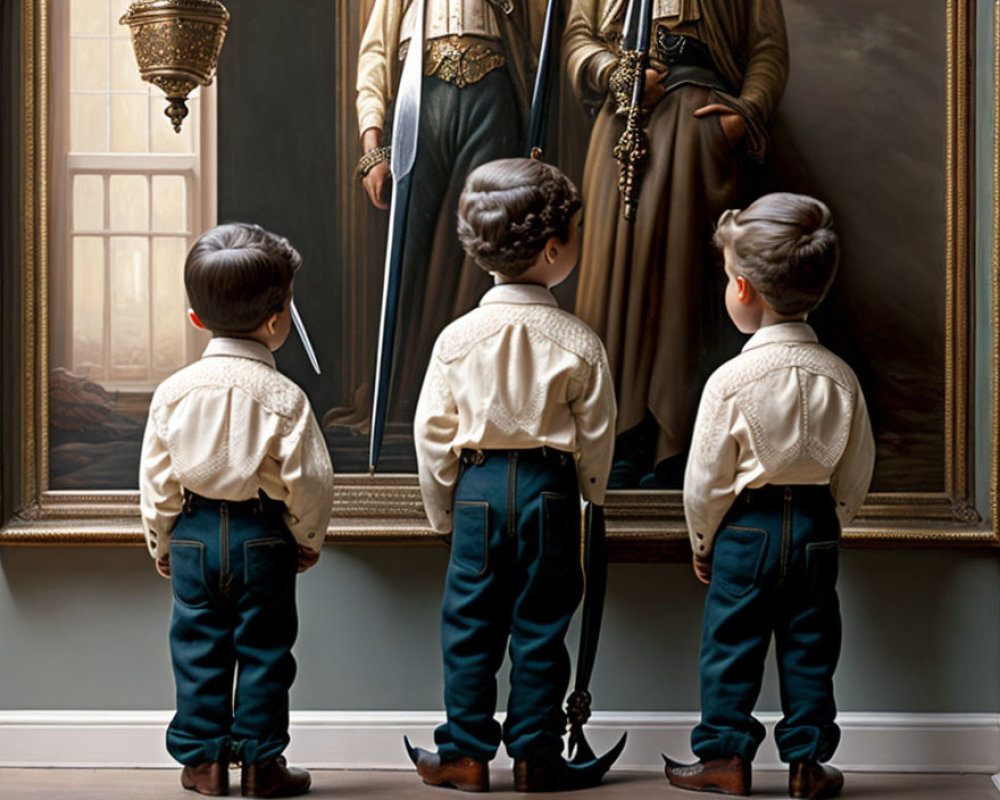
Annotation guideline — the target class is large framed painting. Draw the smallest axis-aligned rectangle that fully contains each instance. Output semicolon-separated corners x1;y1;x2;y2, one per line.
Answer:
2;0;998;557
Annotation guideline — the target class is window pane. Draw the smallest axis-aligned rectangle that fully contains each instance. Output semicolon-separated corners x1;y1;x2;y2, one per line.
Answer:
71;37;108;92
109;175;149;231
152;238;189;372
110;93;148;152
110;237;150;377
72;236;106;374
151;94;195;153
151;176;187;232
110;38;146;92
73;175;106;232
70;0;110;36
111;0;133;35
70;93;108;153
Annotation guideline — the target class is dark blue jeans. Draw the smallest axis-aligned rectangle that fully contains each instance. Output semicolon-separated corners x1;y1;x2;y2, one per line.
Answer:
166;494;298;766
435;449;583;762
693;484;842;764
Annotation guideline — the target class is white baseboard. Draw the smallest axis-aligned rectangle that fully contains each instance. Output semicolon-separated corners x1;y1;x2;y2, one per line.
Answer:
0;711;997;773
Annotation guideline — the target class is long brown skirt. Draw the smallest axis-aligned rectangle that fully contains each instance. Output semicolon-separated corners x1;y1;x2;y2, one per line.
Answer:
575;85;746;462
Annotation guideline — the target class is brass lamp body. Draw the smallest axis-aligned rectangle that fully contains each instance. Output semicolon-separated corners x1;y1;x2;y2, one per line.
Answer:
119;0;230;133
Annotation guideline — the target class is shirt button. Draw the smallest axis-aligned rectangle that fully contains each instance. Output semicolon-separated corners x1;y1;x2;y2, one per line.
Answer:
445;509;451;514
307;532;315;539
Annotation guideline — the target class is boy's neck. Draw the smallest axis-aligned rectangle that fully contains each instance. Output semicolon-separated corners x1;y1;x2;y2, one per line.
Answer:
748;308;808;333
493;275;548;288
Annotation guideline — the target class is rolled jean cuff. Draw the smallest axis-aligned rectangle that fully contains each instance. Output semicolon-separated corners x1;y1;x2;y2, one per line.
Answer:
691;731;760;763
777;724;841;764
166;731;230;766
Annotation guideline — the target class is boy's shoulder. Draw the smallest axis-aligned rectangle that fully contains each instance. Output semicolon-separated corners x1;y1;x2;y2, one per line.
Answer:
152;355;307;421
705;337;861;404
434;303;605;367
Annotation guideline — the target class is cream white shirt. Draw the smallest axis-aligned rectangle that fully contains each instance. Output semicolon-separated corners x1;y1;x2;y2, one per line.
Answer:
414;283;617;533
684;322;875;556
400;0;501;45
139;337;335;559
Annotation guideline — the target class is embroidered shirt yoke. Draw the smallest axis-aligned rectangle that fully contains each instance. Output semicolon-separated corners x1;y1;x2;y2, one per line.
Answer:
139;337;335;559
683;322;875;557
414;283;617;533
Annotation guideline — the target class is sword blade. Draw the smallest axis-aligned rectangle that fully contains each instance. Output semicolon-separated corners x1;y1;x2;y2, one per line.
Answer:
369;0;425;473
290;300;321;375
525;0;559;158
368;172;413;473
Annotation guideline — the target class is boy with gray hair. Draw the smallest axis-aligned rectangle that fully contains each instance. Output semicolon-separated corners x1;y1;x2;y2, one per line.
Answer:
664;193;875;799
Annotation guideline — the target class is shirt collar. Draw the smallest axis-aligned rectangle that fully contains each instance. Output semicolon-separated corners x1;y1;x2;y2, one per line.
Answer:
741;321;818;353
202;337;276;368
479;282;559;308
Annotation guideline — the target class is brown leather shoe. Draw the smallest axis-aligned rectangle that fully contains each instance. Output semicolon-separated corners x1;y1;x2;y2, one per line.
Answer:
663;754;750;796
789;761;844;799
404;739;488;792
513;756;605;793
181;761;229;796
241;756;311;798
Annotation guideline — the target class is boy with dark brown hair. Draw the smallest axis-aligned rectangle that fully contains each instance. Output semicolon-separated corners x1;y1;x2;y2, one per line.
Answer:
408;158;617;792
140;223;334;798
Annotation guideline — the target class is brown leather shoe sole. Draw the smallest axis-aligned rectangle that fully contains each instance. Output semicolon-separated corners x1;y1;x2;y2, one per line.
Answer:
417;756;489;793
789;761;844;799
181;762;230;796
664;755;751;796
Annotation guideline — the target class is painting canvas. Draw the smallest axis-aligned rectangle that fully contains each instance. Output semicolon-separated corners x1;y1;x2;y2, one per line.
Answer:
37;0;976;545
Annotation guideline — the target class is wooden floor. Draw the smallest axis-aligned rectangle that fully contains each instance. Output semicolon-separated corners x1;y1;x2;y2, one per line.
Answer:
0;770;997;799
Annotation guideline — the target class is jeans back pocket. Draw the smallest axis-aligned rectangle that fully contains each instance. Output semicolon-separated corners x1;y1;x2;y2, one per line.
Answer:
541;492;579;573
452;501;490;576
244;537;296;598
712;526;768;598
806;540;840;592
169;540;211;608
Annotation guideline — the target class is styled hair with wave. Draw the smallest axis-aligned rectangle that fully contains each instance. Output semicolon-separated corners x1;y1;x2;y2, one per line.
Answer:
184;222;301;336
714;192;840;316
457;158;582;277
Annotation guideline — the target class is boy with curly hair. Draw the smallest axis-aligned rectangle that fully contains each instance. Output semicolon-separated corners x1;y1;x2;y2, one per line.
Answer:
406;158;617;793
664;194;874;799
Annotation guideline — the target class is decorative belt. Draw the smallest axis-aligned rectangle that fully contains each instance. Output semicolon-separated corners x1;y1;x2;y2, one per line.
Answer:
400;35;507;88
655;30;716;72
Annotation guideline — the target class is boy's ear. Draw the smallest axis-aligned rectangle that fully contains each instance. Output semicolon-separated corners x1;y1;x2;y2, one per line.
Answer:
544;236;560;264
264;312;281;335
187;309;206;330
736;276;751;304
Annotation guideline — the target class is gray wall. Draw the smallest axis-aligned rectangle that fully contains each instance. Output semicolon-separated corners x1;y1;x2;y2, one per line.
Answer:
0;547;998;713
1;0;999;721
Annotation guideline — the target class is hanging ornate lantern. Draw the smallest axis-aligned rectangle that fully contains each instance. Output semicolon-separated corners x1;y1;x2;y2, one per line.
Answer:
119;0;230;133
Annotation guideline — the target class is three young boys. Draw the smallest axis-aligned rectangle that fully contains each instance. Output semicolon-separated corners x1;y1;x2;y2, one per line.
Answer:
140;170;871;799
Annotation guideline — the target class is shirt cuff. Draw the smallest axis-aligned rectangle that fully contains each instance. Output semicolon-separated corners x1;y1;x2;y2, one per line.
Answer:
358;110;385;139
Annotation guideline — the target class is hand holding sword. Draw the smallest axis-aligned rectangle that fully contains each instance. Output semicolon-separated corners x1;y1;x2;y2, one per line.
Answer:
612;0;653;222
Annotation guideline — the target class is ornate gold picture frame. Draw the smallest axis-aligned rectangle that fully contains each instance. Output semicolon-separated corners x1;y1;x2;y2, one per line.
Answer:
3;0;997;558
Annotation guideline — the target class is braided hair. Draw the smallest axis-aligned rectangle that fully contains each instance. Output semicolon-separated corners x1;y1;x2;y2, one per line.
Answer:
457;158;582;277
